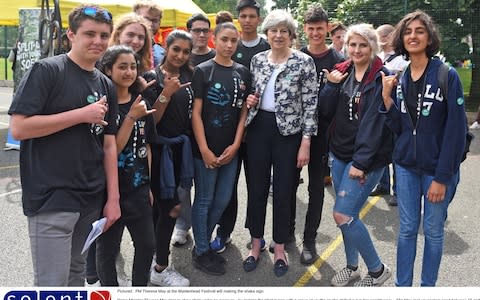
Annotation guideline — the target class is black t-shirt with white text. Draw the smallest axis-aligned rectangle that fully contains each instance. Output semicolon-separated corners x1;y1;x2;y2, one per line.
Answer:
8;54;118;216
191;59;251;158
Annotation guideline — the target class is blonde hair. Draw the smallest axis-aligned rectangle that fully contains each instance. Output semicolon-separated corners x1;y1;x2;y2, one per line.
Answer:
110;13;153;73
345;23;379;60
133;0;163;18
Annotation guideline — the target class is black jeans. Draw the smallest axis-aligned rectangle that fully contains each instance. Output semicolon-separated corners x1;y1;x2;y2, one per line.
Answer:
246;111;301;243
96;214;155;286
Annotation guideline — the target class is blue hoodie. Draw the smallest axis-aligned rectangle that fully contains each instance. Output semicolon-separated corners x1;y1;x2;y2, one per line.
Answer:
382;58;466;184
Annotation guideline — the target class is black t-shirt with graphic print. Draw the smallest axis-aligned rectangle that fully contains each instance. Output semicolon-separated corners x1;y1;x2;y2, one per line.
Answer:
191;59;251;158
8;54;118;216
117;94;156;218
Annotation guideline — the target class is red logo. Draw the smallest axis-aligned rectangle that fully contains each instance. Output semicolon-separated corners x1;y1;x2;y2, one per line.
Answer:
90;291;111;300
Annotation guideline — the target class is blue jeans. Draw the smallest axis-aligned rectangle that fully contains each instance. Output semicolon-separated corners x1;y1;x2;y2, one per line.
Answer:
394;164;459;286
330;153;384;271
192;156;238;255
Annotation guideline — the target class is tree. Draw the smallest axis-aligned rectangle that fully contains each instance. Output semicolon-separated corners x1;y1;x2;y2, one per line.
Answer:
193;0;267;17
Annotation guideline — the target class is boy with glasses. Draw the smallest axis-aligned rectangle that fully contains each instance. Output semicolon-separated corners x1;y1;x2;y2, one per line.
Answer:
8;4;120;286
187;14;216;66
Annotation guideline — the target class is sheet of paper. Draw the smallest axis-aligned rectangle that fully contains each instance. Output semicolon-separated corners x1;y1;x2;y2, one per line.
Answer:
81;217;107;255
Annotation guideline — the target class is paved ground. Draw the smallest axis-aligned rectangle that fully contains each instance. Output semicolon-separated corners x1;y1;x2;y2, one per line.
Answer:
0;86;479;287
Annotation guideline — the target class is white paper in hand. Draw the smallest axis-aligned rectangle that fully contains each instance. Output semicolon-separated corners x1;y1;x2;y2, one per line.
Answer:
81;217;107;255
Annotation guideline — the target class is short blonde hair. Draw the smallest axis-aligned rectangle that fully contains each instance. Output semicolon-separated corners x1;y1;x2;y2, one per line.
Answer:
345;23;379;60
261;9;296;39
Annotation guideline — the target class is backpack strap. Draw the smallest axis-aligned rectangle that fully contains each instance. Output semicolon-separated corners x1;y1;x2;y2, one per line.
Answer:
437;62;449;100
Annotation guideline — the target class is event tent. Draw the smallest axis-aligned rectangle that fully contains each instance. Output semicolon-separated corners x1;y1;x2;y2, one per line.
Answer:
0;0;205;27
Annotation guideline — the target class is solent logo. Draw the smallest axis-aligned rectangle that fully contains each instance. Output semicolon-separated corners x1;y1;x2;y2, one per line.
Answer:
4;290;111;300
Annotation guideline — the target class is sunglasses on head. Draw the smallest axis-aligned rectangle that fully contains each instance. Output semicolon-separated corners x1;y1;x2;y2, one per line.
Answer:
82;6;112;22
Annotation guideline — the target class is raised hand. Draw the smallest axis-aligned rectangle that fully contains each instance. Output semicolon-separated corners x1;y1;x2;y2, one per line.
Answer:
161;69;191;97
127;95;156;120
381;71;398;110
323;69;349;84
83;96;109;126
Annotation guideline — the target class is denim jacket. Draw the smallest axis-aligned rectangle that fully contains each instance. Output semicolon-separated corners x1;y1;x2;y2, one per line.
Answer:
245;50;318;137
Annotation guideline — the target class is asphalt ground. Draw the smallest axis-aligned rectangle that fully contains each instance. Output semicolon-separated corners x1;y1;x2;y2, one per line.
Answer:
0;86;479;287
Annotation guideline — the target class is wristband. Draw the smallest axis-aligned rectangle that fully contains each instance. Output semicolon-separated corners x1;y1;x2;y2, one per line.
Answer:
302;135;311;140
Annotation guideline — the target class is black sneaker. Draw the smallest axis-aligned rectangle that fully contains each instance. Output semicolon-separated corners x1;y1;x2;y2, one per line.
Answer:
193;251;225;276
370;186;390;196
300;243;319;265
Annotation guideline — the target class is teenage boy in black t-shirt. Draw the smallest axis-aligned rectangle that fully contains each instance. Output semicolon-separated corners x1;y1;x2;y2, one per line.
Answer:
210;0;270;254
8;5;120;286
294;3;344;265
188;14;216;66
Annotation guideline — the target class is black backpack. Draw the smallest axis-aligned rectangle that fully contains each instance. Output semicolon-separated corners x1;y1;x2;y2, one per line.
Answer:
437;63;474;162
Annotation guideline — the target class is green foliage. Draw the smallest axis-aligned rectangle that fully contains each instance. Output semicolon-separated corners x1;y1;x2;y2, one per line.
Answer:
192;0;268;18
192;0;237;14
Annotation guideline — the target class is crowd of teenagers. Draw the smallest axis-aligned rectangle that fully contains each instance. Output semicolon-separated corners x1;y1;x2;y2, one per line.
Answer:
8;0;467;288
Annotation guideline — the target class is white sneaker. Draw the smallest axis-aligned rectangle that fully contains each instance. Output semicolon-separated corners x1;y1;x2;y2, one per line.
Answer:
85;279;101;287
354;264;391;287
470;121;480;129
171;229;189;246
331;267;361;286
150;265;190;287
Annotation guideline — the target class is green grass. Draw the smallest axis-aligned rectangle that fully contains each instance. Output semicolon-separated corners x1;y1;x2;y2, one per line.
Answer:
456;67;471;95
0;58;13;80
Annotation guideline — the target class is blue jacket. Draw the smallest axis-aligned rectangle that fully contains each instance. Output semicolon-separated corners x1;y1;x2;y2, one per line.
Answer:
381;58;466;184
319;57;393;172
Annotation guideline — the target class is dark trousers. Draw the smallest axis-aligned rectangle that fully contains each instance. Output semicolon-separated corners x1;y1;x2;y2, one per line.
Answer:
96;215;155;286
217;142;248;239
301;134;328;244
150;143;181;267
246;111;301;243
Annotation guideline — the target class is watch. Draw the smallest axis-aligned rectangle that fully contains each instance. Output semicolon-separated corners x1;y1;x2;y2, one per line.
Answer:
158;94;168;103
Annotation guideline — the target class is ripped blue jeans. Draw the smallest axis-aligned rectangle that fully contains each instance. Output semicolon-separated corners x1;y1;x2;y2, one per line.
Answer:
329;153;384;271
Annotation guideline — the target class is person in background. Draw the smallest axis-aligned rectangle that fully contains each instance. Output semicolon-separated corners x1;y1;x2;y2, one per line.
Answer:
370;24;409;206
133;0;165;67
190;22;251;276
319;23;392;287
381;10;466;287
8;4;120;286
215;11;234;25
96;45;156;286
243;9;318;278
187;14;216;66
330;22;347;58
109;12;153;74
144;30;194;287
293;3;344;266
210;0;270;255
